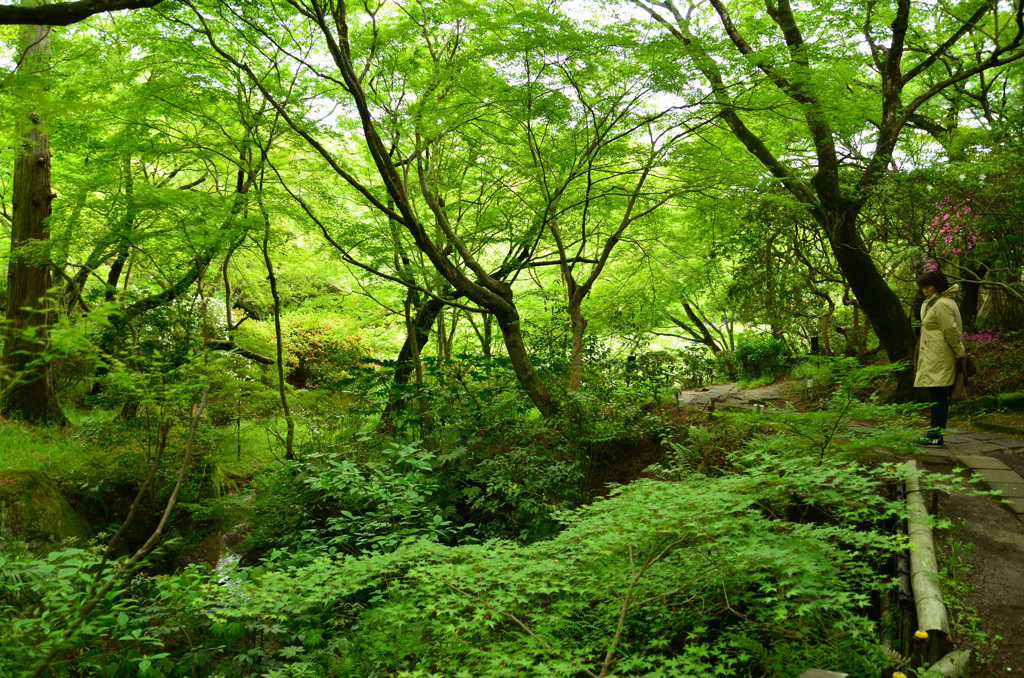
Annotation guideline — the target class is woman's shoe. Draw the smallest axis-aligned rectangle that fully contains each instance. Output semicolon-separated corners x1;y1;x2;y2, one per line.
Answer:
914;437;944;448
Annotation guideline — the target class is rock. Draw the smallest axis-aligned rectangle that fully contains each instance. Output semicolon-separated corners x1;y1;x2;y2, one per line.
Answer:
0;470;90;545
974;395;998;412
998;391;1024;412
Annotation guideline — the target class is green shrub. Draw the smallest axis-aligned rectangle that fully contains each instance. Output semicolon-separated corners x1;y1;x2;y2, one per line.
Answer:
674;345;716;388
999;391;1024;411
789;356;863;395
179;453;902;678
733;337;795;381
714;350;739;381
303;443;461;554
461;446;581;542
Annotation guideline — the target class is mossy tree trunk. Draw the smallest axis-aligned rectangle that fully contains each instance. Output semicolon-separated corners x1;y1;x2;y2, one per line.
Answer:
2;22;66;425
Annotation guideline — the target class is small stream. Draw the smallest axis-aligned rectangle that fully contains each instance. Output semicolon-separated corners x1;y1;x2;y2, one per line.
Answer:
186;525;244;572
180;494;253;582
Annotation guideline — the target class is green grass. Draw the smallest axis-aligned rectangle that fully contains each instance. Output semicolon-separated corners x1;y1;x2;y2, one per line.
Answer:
0;419;86;473
0;409;288;481
208;421;287;478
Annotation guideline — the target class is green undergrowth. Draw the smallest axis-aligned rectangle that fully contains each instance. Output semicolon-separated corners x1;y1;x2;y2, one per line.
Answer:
934;517;1002;665
2;449;917;678
0;363;982;677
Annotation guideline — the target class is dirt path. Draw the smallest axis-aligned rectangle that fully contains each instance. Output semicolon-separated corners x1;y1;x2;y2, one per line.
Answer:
935;485;1024;676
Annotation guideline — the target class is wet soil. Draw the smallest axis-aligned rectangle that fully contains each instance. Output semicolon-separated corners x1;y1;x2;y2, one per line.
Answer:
934;481;1024;676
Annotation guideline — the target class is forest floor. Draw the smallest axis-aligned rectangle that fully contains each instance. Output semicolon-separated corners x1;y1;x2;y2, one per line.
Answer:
934;475;1024;677
675;380;1024;675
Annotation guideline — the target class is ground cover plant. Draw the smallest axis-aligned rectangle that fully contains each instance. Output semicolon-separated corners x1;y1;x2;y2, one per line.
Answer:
1;361;975;677
0;425;911;678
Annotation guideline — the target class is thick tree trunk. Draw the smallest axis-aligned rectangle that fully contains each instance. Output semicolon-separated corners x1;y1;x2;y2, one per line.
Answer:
393;298;442;384
379;296;445;424
481;314;492;358
822;204;916;397
496;308;558;417
2;24;65;425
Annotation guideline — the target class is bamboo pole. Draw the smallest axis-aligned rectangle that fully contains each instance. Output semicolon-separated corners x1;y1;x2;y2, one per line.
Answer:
905;461;950;656
922;650;971;677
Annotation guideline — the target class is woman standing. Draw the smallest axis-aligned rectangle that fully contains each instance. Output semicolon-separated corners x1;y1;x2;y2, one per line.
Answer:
914;270;966;447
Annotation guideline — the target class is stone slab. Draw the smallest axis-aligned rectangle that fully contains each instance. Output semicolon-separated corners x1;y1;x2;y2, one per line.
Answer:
942;434;975;444
956;455;1011;470
969;432;1010;441
1000;497;1024;514
799;671;848;678
946;442;1006;455
987;482;1024;498
917;451;953;464
993;438;1024;450
977;469;1024;484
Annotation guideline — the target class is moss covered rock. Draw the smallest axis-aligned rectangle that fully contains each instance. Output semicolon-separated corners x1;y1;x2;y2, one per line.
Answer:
975;395;999;413
0;470;90;545
998;392;1024;412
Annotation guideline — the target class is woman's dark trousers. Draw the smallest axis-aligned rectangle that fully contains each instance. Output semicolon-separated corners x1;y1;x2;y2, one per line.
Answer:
927;386;949;440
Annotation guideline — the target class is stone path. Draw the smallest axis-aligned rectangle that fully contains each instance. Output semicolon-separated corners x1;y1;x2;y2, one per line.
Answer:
675;383;736;410
676;382;797;412
915;429;1024;526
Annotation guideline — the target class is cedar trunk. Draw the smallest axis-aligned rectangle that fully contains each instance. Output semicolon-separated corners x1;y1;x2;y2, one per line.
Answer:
2;24;65;425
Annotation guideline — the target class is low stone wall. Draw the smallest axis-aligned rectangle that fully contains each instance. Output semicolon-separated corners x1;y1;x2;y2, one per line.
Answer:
953;391;1024;416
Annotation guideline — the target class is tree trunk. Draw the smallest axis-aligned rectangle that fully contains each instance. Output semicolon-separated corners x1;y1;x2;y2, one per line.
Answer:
567;295;587;392
436;311;448;364
404;291;428;424
260;203;294;461
959;262;987;331
496;308;558;417
379;296;445;424
2;23;65;425
481;314;492;358
105;154;135;302
821;203;916;398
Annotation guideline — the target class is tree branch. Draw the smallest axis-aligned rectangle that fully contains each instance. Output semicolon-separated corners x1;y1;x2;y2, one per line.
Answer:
0;0;163;26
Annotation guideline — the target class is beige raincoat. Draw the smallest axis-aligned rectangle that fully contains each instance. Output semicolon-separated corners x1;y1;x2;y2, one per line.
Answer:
914;285;966;388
